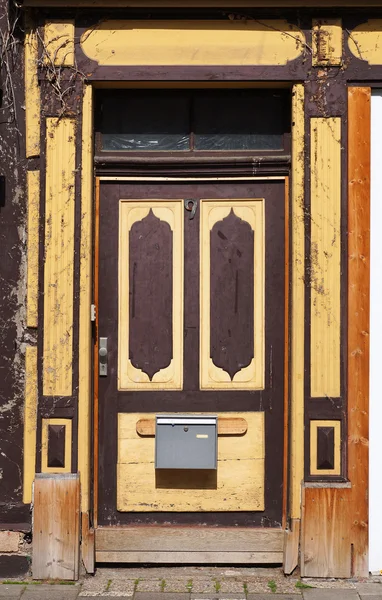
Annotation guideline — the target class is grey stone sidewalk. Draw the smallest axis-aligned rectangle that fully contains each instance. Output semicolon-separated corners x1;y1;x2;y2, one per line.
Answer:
0;584;382;600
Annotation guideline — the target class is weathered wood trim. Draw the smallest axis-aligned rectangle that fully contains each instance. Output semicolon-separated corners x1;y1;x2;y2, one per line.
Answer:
348;86;370;577
78;84;93;513
81;511;95;574
96;526;284;552
23;346;38;504
25;14;40;158
43;118;76;396
310;117;341;398
23;0;382;7
290;83;305;520
27;171;40;328
33;474;80;580
283;518;300;575
96;550;284;563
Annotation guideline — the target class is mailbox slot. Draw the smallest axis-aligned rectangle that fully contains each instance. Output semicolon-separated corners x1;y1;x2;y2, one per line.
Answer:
155;415;217;469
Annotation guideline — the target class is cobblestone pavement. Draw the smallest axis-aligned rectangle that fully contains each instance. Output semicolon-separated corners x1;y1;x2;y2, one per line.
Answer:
1;568;382;600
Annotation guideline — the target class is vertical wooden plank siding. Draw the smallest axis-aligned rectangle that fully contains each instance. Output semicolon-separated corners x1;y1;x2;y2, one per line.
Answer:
310;117;341;398
33;474;80;580
27;171;39;328
24;15;40;158
43;118;76;397
348;87;370;577
23;346;38;504
290;84;305;520
78;84;93;513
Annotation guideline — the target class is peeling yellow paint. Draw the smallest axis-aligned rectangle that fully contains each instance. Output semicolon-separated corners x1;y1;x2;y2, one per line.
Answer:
118;412;265;512
25;15;40;158
43;118;76;397
81;20;306;66
312;19;342;66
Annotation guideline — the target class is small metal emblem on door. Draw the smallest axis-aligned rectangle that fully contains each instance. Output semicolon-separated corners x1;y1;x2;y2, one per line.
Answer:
99;337;108;376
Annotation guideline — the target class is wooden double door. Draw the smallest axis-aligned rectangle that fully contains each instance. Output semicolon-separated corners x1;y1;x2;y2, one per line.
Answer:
96;180;286;541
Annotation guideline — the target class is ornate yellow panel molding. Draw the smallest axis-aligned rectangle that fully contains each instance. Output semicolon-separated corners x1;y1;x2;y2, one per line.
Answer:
81;20;305;66
44;20;75;66
27;170;39;328
118;200;183;390
200;200;264;390
310;420;341;476
25;16;40;158
310;117;341;398
41;418;72;473
43;118;76;397
290;83;305;519
23;346;38;504
312;19;342;66
348;20;382;64
117;412;264;512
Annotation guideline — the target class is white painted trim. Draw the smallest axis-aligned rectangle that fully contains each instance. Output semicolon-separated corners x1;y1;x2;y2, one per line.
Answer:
370;91;382;574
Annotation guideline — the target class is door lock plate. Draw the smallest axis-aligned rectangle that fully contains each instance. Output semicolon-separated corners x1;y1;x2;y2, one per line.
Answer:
99;337;108;376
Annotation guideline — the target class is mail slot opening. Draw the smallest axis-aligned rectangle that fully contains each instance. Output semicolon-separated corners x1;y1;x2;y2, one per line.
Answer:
155;415;217;470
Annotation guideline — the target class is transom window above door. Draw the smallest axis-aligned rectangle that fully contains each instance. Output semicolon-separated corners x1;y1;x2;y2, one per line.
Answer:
95;88;291;153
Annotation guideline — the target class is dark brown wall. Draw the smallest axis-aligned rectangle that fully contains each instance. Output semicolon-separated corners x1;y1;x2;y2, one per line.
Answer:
0;0;31;529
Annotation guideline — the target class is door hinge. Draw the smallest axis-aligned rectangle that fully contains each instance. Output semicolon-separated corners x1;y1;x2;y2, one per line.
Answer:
91;304;96;322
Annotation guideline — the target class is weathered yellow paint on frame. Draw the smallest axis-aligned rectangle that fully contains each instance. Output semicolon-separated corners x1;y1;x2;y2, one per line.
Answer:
312;19;342;66
200;200;265;390
118;201;183;390
25;16;40;158
44;20;75;66
117;412;265;512
80;20;305;66
348;20;382;65
43;118;76;397
27;171;39;328
78;84;93;513
41;418;72;473
290;84;305;519
23;346;38;504
310;117;341;398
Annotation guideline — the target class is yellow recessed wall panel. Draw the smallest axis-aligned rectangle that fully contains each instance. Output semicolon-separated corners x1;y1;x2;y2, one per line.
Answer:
310;117;341;398
27;171;40;328
43;118;76;397
23;346;38;504
81;20;305;66
117;412;265;512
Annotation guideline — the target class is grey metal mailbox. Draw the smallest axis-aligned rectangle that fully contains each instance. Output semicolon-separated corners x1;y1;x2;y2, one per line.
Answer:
155;415;217;470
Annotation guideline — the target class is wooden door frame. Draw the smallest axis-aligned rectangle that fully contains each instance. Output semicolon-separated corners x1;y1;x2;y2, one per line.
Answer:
77;82;305;569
